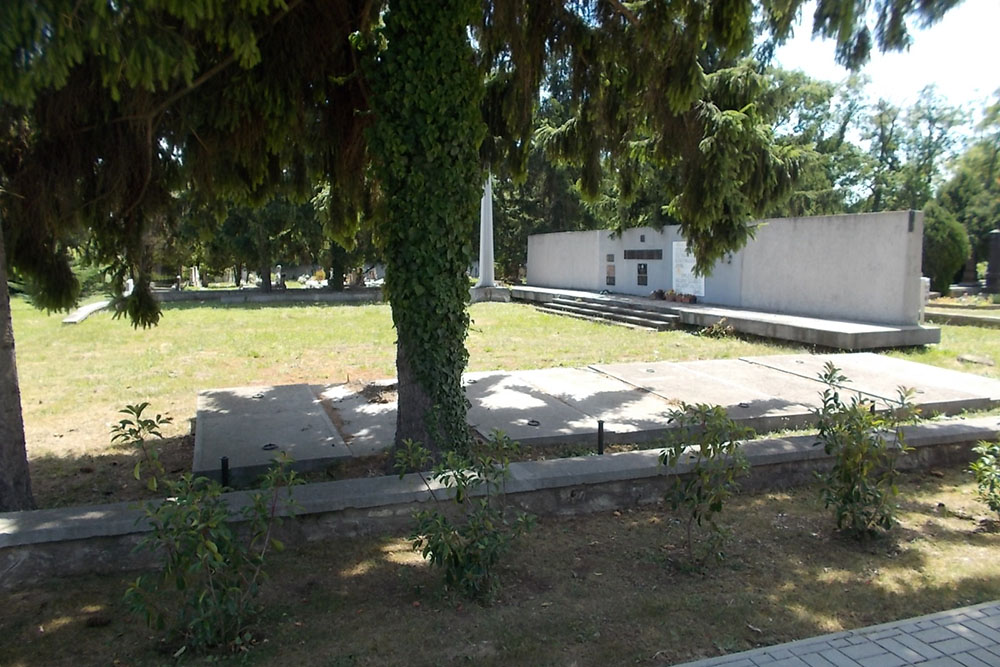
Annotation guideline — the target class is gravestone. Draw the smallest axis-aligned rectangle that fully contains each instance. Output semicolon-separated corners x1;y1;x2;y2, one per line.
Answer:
987;229;1000;294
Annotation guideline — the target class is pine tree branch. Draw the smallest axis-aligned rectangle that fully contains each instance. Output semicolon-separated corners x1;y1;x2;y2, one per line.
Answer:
605;0;639;27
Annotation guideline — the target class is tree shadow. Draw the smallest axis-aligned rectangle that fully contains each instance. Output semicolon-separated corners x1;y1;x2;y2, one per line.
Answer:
28;434;193;508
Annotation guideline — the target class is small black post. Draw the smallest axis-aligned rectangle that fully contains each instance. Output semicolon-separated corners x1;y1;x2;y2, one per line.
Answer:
221;456;230;487
597;420;605;455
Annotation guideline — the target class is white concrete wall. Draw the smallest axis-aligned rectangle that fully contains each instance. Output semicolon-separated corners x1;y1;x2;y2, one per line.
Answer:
737;211;923;324
525;211;924;325
527;230;602;290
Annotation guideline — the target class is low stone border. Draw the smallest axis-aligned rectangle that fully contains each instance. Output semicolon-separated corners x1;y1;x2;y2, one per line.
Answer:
153;287;383;304
2;416;998;589
925;309;1000;329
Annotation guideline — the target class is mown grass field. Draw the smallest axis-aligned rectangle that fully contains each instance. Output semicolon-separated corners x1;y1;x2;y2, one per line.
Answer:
10;296;1000;507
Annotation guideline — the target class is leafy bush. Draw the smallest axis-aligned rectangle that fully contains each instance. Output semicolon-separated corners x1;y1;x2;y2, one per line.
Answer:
659;403;754;559
970;441;1000;519
115;404;300;653
395;432;535;600
922;202;970;293
813;363;918;538
110;402;171;491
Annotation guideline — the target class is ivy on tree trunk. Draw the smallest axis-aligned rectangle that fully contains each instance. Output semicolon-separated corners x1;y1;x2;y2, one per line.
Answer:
367;0;485;454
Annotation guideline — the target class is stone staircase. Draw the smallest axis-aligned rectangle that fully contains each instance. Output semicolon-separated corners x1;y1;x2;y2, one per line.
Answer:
534;295;680;330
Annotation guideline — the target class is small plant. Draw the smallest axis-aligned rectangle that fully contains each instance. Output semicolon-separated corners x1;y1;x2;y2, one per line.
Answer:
697;318;734;339
110;402;172;490
658;403;754;560
813;363;918;539
118;405;300;653
395;431;535;600
970;440;1000;519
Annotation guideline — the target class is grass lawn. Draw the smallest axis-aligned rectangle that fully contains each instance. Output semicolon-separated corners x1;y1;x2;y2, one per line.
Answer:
1;466;997;666
12;298;810;508
9;297;1000;508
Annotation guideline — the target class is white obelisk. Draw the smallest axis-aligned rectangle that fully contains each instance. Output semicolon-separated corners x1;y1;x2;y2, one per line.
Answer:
475;174;495;288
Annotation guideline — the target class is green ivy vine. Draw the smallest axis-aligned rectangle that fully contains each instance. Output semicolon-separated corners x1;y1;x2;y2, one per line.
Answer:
367;0;486;452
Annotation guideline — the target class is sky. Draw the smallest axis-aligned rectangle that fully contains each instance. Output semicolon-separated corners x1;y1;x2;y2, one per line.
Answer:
772;0;1000;115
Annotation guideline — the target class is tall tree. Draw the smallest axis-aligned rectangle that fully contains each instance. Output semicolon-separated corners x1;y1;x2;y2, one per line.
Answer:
897;86;965;210
865;99;904;212
1;1;966;507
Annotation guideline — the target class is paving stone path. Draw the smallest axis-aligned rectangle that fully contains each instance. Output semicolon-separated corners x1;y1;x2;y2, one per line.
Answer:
675;601;1000;667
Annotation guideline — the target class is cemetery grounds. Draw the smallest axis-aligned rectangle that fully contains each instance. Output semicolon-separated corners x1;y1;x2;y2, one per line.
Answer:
2;297;999;665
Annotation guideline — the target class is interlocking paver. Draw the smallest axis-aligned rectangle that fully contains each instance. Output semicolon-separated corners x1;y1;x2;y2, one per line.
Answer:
841;643;888;660
768;657;810;667
978;614;1000;630
918;657;964;667
971;647;1000;665
800;653;837;667
952;651;994;667
876;637;926;663
912;627;959;644
816;650;861;667
857;653;907;667
894;633;945;659
672;603;1000;667
933;637;980;654
945;623;998;647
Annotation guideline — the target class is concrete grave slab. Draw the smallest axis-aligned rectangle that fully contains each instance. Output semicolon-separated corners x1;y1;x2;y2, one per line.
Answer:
194;384;349;483
512;367;679;440
672;358;827;428
316;383;397;457
741;353;999;415
464;370;596;445
591;360;814;432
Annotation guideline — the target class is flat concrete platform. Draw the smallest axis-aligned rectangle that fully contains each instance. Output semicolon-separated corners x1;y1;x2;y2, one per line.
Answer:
196;354;1000;479
194;384;350;483
61;300;110;324
510;285;941;349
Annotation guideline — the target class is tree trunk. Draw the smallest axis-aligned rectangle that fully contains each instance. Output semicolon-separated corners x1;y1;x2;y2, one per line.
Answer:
369;0;484;457
234;263;242;287
328;242;346;292
394;340;435;452
0;225;36;511
259;263;272;292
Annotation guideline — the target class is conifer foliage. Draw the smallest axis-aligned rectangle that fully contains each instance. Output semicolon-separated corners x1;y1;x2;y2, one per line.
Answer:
0;1;962;508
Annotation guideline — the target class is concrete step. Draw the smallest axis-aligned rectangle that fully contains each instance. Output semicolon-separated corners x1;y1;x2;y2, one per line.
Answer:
534;305;661;330
551;296;680;321
539;300;679;330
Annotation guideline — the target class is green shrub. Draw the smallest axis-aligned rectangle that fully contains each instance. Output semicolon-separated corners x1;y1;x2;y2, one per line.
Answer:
115;404;300;653
970;441;1000;519
659;403;754;560
922;201;970;293
395;432;535;600
813;363;918;539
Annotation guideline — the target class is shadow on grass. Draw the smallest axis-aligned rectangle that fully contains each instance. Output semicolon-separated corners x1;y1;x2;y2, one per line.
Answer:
4;466;999;666
28;434;194;508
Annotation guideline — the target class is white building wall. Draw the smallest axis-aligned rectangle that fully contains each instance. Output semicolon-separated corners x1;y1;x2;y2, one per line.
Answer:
737;211;922;324
526;230;602;291
525;211;924;325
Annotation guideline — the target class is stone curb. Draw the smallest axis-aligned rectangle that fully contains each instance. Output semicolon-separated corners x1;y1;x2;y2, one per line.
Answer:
1;415;998;587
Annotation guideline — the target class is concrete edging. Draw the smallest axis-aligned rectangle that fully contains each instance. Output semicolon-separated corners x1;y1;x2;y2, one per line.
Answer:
1;416;998;589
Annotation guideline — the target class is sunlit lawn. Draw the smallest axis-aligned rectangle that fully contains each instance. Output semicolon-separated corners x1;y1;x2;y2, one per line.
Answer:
12;297;809;507
9;296;1000;508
